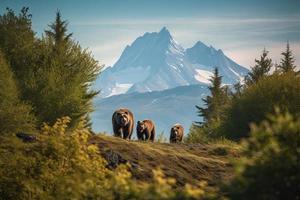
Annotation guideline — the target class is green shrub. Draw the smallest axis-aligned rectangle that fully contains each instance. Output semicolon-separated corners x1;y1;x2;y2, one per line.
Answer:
0;51;35;134
224;111;300;199
222;72;300;140
185;119;223;144
185;124;210;143
0;117;109;199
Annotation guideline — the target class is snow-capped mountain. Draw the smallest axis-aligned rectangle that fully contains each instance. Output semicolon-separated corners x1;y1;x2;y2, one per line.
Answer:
95;27;249;97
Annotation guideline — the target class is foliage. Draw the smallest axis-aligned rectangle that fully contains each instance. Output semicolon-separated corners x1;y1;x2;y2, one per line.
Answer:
184;124;210;143
277;42;297;73
45;11;72;50
196;68;229;125
0;51;35;134
189;68;229;143
0;8;101;128
245;48;272;85
0;117;214;200
221;72;300;140
0;7;35;81
225;111;300;199
185;121;222;144
156;131;168;143
0;117;109;199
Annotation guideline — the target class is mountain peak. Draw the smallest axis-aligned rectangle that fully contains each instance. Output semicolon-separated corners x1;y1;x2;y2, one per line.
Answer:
194;41;208;48
159;26;169;33
158;26;171;37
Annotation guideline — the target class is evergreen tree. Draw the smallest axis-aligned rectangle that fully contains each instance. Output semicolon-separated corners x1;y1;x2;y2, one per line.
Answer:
278;42;297;73
196;68;229;125
0;51;35;134
245;48;272;85
232;81;244;98
45;11;72;50
30;12;101;127
0;8;101;128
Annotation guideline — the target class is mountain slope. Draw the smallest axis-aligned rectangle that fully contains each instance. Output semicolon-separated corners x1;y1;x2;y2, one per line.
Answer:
91;84;209;135
95;27;249;97
186;41;249;84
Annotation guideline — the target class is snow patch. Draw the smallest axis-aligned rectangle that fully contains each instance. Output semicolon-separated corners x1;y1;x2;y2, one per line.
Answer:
228;67;244;82
194;69;214;84
108;83;133;97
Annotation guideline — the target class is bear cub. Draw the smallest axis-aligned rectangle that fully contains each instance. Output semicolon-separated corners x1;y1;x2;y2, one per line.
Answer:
136;120;155;142
170;123;184;143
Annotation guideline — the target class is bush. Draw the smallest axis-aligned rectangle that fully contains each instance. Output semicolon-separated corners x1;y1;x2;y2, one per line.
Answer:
185;124;210;143
0;117;109;199
224;111;300;199
185;120;223;144
222;72;300;140
0;51;35;134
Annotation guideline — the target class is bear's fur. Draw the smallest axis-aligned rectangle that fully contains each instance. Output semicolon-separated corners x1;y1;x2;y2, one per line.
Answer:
136;120;155;142
170;124;184;143
112;108;134;140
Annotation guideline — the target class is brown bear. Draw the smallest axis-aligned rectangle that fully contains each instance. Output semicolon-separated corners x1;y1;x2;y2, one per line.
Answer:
136;120;155;142
112;108;134;140
170;123;184;143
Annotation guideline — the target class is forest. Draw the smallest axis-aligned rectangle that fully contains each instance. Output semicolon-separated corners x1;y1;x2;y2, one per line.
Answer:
0;8;299;200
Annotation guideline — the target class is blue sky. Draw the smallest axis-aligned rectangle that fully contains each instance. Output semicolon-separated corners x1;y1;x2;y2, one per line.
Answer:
1;0;300;68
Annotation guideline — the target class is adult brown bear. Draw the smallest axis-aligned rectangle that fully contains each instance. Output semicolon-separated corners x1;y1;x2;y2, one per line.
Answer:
136;120;155;142
112;108;134;140
170;124;184;143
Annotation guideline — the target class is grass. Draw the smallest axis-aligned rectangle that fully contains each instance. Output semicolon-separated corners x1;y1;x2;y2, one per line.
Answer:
89;134;241;188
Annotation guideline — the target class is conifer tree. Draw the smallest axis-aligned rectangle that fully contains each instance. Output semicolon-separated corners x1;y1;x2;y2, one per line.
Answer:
196;68;229;125
32;12;101;127
45;11;72;49
245;48;272;85
278;42;297;73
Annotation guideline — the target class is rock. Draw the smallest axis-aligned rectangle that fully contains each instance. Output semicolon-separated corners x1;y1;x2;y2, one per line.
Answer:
16;132;37;142
102;149;139;169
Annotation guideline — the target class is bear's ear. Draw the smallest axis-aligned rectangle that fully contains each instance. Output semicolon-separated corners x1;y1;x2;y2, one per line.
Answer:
137;120;141;124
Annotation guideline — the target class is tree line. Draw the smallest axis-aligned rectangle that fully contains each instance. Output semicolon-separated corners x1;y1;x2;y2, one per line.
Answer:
185;41;300;199
187;42;300;142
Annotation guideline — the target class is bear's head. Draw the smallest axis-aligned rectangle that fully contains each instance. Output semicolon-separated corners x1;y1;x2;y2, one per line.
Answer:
137;121;146;132
171;124;181;136
115;110;130;126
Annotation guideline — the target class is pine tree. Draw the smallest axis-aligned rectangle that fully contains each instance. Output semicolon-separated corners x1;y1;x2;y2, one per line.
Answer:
278;42;297;73
196;68;228;125
45;11;72;49
245;48;272;85
31;12;101;127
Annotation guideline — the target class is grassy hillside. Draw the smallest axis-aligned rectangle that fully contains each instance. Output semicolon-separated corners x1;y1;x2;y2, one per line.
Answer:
90;134;241;187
